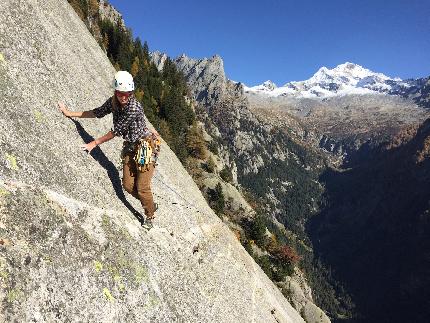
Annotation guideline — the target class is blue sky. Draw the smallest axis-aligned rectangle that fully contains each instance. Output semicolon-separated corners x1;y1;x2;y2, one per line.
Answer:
108;0;430;86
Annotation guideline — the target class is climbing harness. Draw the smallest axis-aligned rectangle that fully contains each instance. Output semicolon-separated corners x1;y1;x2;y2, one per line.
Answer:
131;133;162;172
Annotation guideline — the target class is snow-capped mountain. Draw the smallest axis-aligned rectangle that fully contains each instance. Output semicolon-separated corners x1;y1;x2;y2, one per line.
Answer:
244;62;413;99
250;80;278;91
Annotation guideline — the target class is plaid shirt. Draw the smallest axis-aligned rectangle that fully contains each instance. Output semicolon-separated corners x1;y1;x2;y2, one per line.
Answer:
92;96;150;143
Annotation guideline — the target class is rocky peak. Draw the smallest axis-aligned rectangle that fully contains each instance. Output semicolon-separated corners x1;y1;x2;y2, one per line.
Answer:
308;66;331;82
150;50;168;71
253;80;277;91
173;54;229;106
98;0;125;29
263;80;277;90
335;62;371;74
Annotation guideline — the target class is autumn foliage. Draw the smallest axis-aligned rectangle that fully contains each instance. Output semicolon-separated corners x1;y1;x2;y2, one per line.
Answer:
273;245;301;265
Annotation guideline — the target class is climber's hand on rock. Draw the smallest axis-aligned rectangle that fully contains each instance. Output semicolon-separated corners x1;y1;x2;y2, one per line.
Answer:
81;141;97;153
58;102;71;117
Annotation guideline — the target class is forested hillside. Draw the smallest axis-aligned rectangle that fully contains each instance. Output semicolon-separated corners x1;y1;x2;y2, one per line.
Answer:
309;119;430;322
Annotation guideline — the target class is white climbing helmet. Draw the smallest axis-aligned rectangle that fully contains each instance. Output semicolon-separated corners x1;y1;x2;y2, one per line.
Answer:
113;71;135;92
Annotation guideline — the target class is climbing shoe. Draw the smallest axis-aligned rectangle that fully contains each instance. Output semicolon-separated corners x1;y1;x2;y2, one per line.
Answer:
142;218;154;230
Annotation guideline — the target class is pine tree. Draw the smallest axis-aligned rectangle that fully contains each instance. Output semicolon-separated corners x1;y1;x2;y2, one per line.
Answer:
206;156;216;173
208;183;225;215
251;215;267;247
134;88;144;102
158;119;172;145
88;0;98;17
220;166;233;183
186;123;207;160
131;56;140;77
143;41;149;55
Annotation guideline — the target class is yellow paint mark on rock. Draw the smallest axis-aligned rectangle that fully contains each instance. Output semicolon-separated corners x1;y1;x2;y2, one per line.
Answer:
94;260;103;273
118;282;125;291
0;188;10;196
7;288;22;302
0;270;9;280
5;153;18;171
103;288;115;302
43;255;53;263
101;214;110;228
34;111;43;123
149;293;160;306
0;53;4;63
135;265;148;284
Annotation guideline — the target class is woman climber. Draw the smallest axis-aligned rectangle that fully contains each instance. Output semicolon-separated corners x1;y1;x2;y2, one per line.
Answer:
58;71;159;229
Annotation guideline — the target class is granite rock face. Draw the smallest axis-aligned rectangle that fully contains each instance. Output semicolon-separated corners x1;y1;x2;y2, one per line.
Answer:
174;55;229;106
278;270;331;323
0;1;305;322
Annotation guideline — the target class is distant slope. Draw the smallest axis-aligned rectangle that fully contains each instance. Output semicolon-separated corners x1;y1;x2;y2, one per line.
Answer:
308;118;430;322
247;92;429;164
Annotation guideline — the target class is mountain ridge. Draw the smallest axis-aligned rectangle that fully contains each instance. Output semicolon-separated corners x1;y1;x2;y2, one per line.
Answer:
244;62;428;102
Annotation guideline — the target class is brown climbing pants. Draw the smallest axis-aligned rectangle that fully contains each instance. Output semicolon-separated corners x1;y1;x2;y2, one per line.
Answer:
122;153;156;218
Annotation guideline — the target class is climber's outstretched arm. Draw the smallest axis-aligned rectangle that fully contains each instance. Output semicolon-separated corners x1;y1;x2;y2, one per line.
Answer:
81;130;115;153
58;102;95;118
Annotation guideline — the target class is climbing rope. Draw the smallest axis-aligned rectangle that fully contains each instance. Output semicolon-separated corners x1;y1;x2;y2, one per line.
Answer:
153;172;214;218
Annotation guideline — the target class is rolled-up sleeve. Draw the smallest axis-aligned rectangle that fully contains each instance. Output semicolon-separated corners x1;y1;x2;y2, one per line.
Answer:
92;98;112;118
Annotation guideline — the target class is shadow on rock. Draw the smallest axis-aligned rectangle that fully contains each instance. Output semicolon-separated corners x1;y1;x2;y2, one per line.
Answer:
71;119;145;224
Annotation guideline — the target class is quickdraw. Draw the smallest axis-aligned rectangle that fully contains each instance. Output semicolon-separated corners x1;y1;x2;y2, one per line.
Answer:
133;134;161;172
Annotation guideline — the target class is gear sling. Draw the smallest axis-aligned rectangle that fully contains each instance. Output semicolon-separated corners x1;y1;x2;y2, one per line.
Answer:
133;135;161;172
